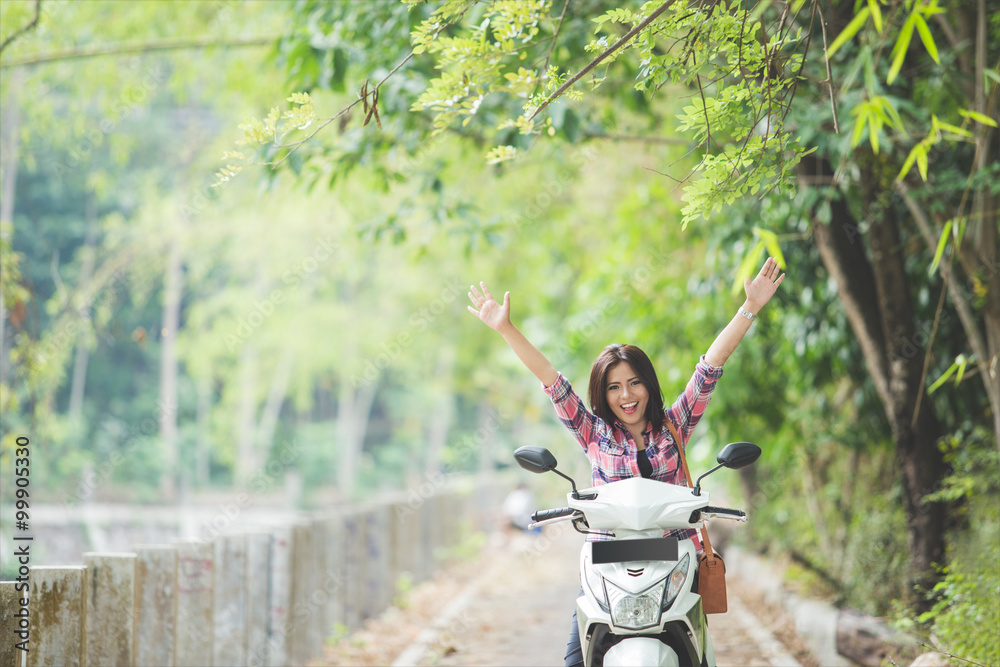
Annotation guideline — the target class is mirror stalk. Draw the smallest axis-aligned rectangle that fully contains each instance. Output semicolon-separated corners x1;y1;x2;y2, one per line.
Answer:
693;463;724;496
552;468;581;499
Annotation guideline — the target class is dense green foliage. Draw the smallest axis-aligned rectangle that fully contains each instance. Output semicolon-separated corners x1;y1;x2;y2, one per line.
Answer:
2;0;998;660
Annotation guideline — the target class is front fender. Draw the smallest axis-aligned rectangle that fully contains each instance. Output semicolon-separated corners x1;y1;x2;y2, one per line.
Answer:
603;637;680;667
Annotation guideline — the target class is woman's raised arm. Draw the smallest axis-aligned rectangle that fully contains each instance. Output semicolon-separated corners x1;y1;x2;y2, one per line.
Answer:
704;257;786;367
468;282;559;388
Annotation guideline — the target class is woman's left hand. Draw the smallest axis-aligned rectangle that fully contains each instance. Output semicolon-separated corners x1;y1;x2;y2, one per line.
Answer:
744;257;785;312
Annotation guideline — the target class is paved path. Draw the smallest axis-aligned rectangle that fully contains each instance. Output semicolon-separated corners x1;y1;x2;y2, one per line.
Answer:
397;525;805;667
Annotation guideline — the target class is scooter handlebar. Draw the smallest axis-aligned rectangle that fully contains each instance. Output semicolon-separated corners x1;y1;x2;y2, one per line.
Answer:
701;505;747;522
531;507;578;522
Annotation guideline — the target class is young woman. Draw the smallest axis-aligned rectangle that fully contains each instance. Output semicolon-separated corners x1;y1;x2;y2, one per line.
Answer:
467;257;785;667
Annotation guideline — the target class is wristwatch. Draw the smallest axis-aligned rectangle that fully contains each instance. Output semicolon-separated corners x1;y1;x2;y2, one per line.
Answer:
738;305;756;321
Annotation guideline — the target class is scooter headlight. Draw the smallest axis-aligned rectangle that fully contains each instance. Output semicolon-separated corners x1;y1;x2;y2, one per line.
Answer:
662;553;690;611
584;555;609;612
606;580;665;630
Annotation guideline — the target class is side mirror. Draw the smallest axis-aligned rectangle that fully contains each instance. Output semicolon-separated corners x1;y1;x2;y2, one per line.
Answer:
513;446;586;499
717;442;761;469
513;446;559;474
692;441;761;495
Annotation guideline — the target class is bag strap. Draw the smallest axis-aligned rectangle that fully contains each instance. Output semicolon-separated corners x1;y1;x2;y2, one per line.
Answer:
663;417;715;559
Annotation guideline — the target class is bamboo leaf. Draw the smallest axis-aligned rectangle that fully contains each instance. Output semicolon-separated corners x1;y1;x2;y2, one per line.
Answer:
958;108;999;128
887;14;915;84
936;120;972;137
954;354;967;386
827;7;870;58
867;0;884;33
985;68;1000;93
913;14;939;64
897;143;921;181
851;105;869;147
878;96;905;131
953;216;966;246
929;218;951;275
928;359;958;394
733;239;766;296
759;232;786;270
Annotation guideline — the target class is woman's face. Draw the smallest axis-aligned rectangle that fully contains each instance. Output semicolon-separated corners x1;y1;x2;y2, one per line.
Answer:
605;362;649;429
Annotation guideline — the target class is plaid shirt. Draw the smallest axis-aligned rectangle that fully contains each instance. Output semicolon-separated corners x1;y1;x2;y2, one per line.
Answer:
543;355;724;547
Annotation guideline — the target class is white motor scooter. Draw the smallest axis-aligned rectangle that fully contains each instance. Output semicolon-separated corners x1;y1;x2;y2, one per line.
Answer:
513;441;761;667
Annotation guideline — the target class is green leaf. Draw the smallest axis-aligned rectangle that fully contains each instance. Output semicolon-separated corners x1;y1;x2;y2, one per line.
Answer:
732;239;766;296
938;122;973;138
867;0;883;33
952;216;967;247
985;68;1000;93
916;143;928;180
913;14;939;64
851;106;869;147
827;7;870;58
954;354;967;386
887;14;915;84
929;218;952;275
755;227;787;270
897;142;923;181
928;359;958;394
958;108;999;128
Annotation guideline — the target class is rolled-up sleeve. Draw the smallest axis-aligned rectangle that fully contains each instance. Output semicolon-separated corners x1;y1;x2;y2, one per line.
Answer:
543;373;599;452
665;355;724;448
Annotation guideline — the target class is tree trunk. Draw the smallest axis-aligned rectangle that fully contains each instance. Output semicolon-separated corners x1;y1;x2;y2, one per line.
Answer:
0;70;24;391
195;376;211;487
235;344;258;487
970;0;1000;453
425;349;455;475
158;228;183;501
335;378;379;498
68;192;97;420
802;154;947;608
256;348;295;462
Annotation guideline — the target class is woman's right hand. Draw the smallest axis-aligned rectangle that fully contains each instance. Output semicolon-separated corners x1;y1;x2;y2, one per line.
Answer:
468;281;511;333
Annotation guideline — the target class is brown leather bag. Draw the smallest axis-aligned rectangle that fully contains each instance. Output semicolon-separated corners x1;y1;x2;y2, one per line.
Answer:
664;418;728;614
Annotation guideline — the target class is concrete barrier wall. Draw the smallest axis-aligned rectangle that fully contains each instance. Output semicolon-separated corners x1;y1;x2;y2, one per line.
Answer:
26;566;86;667
134;545;178;667
1;581;27;667
83;552;137;667
1;481;502;667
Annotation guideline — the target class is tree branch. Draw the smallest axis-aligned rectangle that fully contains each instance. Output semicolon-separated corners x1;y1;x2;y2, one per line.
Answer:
1;36;272;68
0;0;41;56
583;132;689;145
815;3;840;134
528;0;678;121
534;0;571;97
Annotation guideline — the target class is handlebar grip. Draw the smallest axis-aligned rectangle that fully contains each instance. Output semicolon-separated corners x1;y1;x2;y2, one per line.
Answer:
703;505;746;519
531;507;576;522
